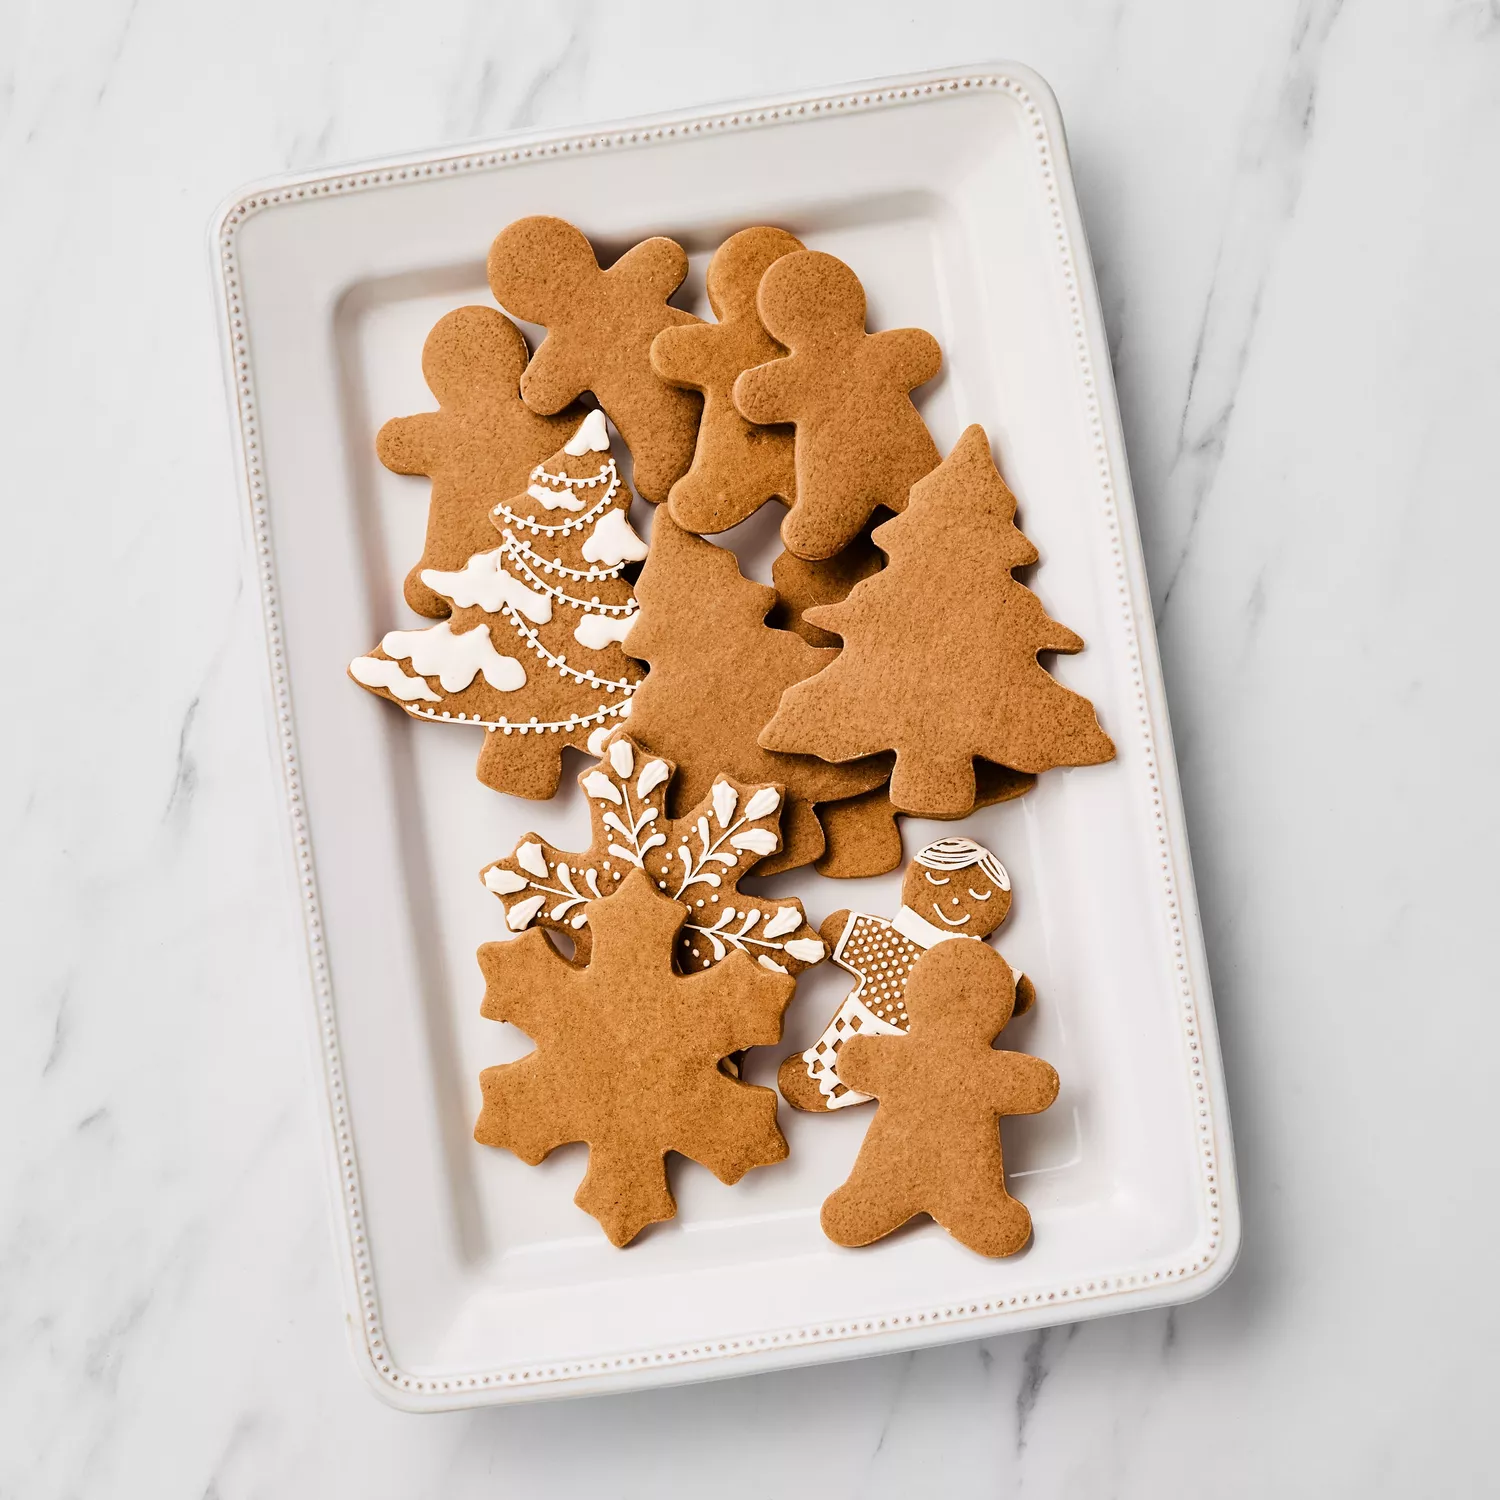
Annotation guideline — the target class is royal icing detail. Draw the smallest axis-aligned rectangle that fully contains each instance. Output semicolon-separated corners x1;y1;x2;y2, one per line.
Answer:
419;549;553;621
480;734;827;975
573;612;637;650
381;620;526;694
563;407;610;455
581;508;649;567
349;654;441;702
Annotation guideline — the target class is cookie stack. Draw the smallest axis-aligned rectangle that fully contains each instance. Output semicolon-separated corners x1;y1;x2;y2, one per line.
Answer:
349;218;1113;1254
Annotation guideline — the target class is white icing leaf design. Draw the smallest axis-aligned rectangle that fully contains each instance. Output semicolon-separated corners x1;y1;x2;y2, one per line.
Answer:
582;771;622;804
570;914;588;929
702;931;727;961
484;867;530;895
743;787;781;822
608;739;634;777
711;781;738;828
784;938;826;963
506;895;546;931
639;832;667;858
586;725;612;757
758;956;789;974
607;842;643;867
729;829;778;856
602;811;635;842
761;906;802;939
584;869;603;898
636;760;670;798
515;842;549;878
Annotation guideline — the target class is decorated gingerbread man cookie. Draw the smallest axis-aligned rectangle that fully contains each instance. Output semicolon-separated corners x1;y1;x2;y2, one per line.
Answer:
487;216;703;504
650;225;803;535
778;837;1034;1112
821;938;1059;1257
733;250;942;560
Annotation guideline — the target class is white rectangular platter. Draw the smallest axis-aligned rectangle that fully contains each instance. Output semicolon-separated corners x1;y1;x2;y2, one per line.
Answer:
212;63;1239;1410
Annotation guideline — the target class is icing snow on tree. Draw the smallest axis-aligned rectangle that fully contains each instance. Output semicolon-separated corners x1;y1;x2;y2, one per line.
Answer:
350;409;649;800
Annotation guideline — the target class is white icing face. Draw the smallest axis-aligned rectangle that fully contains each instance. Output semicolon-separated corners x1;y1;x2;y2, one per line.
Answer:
563;407;610;455
380;621;525;694
899;850;1011;938
419;549;552;622
582;508;648;566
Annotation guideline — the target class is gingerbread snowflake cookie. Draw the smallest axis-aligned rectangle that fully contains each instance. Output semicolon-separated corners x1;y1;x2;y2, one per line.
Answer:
778;837;1035;1112
349;409;647;800
480;731;826;975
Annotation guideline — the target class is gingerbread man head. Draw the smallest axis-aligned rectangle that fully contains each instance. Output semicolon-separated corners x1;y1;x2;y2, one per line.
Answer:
900;837;1012;939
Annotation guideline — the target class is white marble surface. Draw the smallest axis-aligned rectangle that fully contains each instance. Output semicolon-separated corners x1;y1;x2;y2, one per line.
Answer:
4;0;1498;1493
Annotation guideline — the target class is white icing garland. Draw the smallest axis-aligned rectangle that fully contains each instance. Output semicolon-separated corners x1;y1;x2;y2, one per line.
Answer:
492;460;619;537
495;598;636;691
498;533;637;615
398;695;634;735
501;532;625;583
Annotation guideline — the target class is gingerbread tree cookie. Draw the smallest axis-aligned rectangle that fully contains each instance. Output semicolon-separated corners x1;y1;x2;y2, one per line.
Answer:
761;425;1115;818
623;514;894;877
475;870;795;1246
780;837;1034;1112
821;938;1058;1257
349;410;647;800
733;250;942;560
480;731;826;974
650;226;803;535
487;216;702;504
376;306;582;618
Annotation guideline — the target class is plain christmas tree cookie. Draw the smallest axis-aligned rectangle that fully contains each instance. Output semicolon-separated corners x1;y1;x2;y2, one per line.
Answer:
733;250;942;560
475;869;795;1246
349;409;647;800
820;936;1057;1258
623;514;895;877
480;731;825;975
761;424;1115;818
488;216;703;504
651;225;803;535
375;306;582;619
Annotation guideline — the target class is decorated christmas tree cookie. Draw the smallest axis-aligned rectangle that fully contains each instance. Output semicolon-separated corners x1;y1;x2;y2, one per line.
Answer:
761;425;1115;818
779;837;1034;1112
480;731;825;975
651;226;803;535
475;869;795;1246
349;410;647;800
623;514;894;877
375;306;582;618
487;216;703;504
821;937;1058;1257
734;250;942;560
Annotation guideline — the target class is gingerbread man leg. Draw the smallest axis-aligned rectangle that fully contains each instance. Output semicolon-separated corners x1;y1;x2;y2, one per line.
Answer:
821;1165;923;1249
933;1190;1034;1259
475;727;570;800
782;994;903;1113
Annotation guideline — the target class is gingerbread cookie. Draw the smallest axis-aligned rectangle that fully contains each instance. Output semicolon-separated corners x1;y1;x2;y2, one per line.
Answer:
349;409;646;799
475;869;794;1246
820;938;1058;1257
733;250;942;560
779;838;1034;1112
375;306;582;618
480;730;825;974
761;425;1115;818
650;226;803;535
487;216;702;504
623;514;894;877
766;527;883;650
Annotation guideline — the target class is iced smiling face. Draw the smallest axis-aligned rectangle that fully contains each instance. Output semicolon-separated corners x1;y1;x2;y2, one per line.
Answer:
900;837;1012;938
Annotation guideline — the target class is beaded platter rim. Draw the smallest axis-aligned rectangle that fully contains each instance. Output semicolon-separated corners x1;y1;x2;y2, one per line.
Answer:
211;62;1239;1410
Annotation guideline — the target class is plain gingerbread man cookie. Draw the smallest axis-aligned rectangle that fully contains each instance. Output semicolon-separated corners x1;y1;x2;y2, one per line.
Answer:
820;938;1058;1258
651;225;803;535
487;216;702;504
733;250;942;560
376;306;582;618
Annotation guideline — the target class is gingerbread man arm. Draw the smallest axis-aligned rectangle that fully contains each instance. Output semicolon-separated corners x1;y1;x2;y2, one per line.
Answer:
518;333;589;415
610;235;691;301
979;1051;1059;1116
869;326;943;390
836;1032;907;1099
649;321;717;389
818;908;853;951
733;355;804;426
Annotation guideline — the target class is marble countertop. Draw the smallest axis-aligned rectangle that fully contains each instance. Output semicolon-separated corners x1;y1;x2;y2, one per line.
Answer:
6;0;1498;1494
